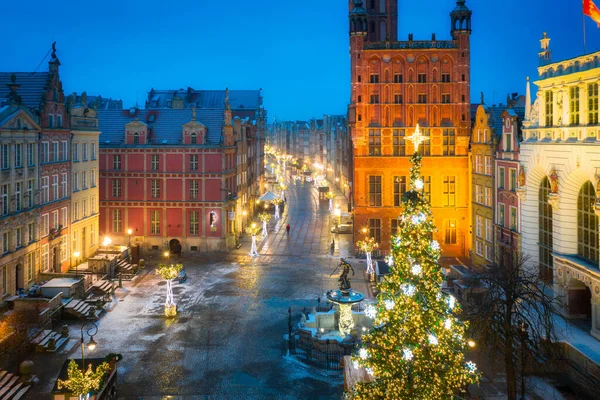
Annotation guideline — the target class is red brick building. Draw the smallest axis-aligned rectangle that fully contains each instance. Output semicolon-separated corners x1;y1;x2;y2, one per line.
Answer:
98;94;241;252
348;0;472;256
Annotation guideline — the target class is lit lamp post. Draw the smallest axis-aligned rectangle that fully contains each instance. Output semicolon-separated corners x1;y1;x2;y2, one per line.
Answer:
80;322;98;370
102;236;112;249
127;228;133;247
73;251;80;277
242;210;247;232
164;251;170;263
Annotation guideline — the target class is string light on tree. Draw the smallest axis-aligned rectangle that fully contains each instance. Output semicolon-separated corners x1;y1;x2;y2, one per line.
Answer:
348;130;479;399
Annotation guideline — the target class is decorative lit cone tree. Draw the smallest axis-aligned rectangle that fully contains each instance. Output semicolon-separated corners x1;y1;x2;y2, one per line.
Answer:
157;263;183;317
57;359;111;400
349;125;480;399
246;222;262;257
356;237;378;279
326;191;336;212
279;183;288;202
258;212;272;237
271;197;283;220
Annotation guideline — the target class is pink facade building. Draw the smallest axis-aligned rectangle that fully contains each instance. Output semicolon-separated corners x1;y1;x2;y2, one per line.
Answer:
495;108;525;258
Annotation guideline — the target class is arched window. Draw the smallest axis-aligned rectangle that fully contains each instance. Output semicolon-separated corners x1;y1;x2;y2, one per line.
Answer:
371;21;376;34
539;177;553;282
133;132;140;144
578;181;599;263
379;20;387;41
191;132;197;144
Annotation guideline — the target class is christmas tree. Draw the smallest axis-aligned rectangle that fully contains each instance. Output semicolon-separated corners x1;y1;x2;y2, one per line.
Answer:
349;126;479;399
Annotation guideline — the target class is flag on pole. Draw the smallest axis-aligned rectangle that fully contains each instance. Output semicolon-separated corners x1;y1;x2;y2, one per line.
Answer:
584;0;600;26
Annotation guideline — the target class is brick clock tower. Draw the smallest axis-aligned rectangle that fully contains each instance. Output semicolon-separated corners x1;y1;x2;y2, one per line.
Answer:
349;0;472;257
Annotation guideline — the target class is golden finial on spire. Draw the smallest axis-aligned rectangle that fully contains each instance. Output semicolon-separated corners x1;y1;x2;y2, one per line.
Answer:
407;124;429;153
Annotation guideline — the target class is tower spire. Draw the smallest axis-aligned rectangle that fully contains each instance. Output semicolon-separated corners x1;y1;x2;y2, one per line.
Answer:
525;77;531;121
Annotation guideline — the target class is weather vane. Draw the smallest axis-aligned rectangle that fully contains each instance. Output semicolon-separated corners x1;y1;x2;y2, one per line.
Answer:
407;124;429;152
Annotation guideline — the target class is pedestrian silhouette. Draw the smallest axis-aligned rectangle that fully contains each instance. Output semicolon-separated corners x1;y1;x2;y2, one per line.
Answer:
286;224;290;236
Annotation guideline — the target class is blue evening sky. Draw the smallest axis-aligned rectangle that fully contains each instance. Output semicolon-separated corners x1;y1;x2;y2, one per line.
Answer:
1;0;598;121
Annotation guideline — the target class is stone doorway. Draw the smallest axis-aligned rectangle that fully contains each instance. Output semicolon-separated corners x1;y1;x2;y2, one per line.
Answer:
16;264;24;292
567;277;592;320
169;239;182;254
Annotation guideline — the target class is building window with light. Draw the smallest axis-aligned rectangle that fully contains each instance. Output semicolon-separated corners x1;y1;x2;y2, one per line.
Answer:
498;167;505;189
485;187;493;207
391;218;399;236
475;184;482;204
368;218;381;243
443;176;455;207
545;91;553;127
113;209;122;233
578;181;599;263
539;177;553;282
498;203;505;227
151;154;159;170
112;179;121;198
113;155;121;170
589;83;599;125
420;175;431;203
394;176;406;207
190;211;199;235
368;129;381;156
151;180;160;198
369;176;382;206
418;129;431;156
484;156;492;175
190;154;199;170
393;129;405;155
151;210;161;234
442;129;455;155
190;180;199;199
570;86;580;125
445;219;457;244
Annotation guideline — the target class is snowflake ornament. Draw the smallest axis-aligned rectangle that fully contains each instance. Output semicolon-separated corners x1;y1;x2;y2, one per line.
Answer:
352;360;359;369
415;179;424;190
403;284;416;297
366;367;375;376
411;264;422;275
444;318;452;330
466;361;477;373
385;255;395;266
365;305;377;319
448;295;456;310
411;213;426;224
384;299;395;310
403;348;413;361
359;348;369;360
431;240;440;251
428;334;438;345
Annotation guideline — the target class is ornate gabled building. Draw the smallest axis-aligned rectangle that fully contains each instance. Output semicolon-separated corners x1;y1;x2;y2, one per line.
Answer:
348;0;472;256
98;95;239;253
520;34;600;340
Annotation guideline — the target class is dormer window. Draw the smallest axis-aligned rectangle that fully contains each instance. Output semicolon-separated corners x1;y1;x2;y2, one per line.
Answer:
48;115;54;128
133;133;140;144
191;133;197;144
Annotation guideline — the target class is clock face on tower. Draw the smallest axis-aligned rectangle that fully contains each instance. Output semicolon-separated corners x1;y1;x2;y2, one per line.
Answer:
382;54;391;63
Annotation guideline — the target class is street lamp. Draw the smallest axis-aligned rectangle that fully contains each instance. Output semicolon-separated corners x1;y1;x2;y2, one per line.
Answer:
102;236;112;248
127;228;133;247
80;322;98;370
164;251;170;263
73;251;80;277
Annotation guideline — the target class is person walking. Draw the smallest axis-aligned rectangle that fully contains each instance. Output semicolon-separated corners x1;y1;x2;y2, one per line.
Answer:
286;224;290;236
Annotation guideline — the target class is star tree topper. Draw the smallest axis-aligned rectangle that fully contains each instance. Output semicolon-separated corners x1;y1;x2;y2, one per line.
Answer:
407;124;430;153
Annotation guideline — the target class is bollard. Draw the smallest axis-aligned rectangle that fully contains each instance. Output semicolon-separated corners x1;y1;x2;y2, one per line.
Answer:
118;272;122;288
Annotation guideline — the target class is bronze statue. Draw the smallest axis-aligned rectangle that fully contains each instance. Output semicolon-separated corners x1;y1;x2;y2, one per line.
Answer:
331;258;355;294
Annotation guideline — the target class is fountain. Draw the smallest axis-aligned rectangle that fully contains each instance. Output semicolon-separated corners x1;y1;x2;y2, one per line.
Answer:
325;259;365;337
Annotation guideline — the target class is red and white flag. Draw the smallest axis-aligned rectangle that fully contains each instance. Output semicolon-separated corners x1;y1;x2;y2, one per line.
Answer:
584;0;600;26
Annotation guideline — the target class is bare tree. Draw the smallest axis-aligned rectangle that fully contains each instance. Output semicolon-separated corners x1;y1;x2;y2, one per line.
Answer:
464;251;563;400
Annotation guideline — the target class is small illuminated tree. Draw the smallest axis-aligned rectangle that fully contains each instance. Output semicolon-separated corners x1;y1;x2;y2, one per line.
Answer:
326;191;336;212
356;237;379;276
279;182;288;202
157;263;183;317
258;212;272;237
57;359;111;400
271;197;283;220
246;222;262;256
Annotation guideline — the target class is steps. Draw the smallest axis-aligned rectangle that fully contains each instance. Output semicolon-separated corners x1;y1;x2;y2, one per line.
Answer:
31;328;70;353
0;371;30;400
64;299;103;320
92;279;114;295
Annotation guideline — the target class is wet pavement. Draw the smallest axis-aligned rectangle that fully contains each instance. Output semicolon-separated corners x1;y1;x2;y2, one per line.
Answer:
26;177;366;399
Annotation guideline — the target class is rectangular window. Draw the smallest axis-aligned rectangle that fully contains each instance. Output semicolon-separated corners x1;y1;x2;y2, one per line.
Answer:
42;244;49;272
41;142;49;163
443;176;455;207
442;129;455;155
27;179;34;208
485;187;493;207
445;219;457;244
393;129;406;156
73;142;78;162
1;144;10;169
498;203;505;226
545;91;553;127
476;240;484;257
52;174;58;200
393;176;407;207
41;213;49;237
394;94;403;104
82;171;88;189
393;73;403;83
485;218;493;242
14;143;22;167
60;207;68;228
498;167;505;189
485;245;494;261
60;173;67;198
370;93;380;104
91;142;96;160
391;218;399;236
113;155;121;170
441;73;451;83
509;168;517;191
28;222;35;243
589;83;599;125
73;201;79;220
48;115;54;129
441;93;451;104
91;196;96;215
417;94;427;104
475;184;483;204
61;141;68;161
418;129;431;156
52;142;58;162
369;176;382;206
2;231;9;253
151;154;159;170
369;74;379;84
91;169;96;187
510;206;518;231
505;131;513;151
25;252;34;282
190;211;199;235
73;172;79;192
368;129;381;156
421;175;431;203
151;210;161;234
27;143;35;166
52;210;59;230
369;218;381;243
82;143;88;161
112;179;121;197
90;224;95;246
190;154;199;171
190;180;199;199
417;73;427;83
57;114;62;128
476;215;483;238
1;265;6;294
15;182;22;212
0;184;8;215
484;156;492;175
475;154;483;174
113;209;122;233
82;199;87;217
570;86;580;125
151;180;160;198
60;236;67;262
